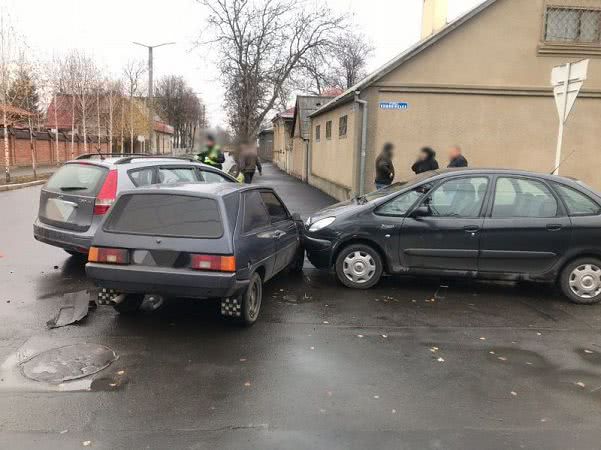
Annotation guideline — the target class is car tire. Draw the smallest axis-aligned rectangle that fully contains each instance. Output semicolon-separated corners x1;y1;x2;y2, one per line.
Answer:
64;249;86;259
236;272;263;326
335;244;383;289
113;294;144;314
560;258;601;305
288;247;305;274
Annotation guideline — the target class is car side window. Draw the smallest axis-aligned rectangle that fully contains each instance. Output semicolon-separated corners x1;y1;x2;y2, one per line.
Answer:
260;191;289;223
128;168;155;187
199;170;231;183
492;177;558;218
158;167;198;184
553;183;600;216
377;188;427;216
243;191;271;233
426;177;489;218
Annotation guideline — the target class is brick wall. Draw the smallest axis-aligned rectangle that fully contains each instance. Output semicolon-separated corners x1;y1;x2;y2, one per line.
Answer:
0;128;110;168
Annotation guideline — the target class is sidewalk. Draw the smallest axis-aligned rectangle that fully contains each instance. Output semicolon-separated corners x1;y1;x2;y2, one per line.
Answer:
255;162;335;218
0;164;57;185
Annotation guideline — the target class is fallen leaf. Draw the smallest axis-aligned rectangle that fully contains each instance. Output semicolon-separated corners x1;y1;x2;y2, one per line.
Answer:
584;349;594;354
82;441;91;447
244;381;251;387
391;409;397;414
510;391;517;396
310;346;315;350
239;358;247;362
536;332;542;336
323;321;329;324
381;334;388;338
479;337;486;341
357;334;364;338
373;395;380;399
576;381;586;388
117;370;125;375
489;351;495;355
60;430;68;434
109;383;117;387
437;357;445;362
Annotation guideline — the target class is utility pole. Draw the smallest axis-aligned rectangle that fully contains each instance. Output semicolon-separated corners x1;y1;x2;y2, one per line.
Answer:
132;41;175;154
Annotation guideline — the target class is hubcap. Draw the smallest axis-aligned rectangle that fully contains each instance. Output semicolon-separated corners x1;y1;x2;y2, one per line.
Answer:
569;264;601;299
342;251;376;284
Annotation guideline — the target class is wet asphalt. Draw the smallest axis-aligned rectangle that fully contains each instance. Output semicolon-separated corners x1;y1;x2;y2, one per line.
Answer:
1;164;601;450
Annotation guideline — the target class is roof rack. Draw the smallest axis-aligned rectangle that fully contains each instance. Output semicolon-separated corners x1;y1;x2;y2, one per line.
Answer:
75;153;140;160
114;155;197;165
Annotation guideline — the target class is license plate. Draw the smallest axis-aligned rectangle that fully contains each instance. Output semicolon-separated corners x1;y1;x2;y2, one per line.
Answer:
46;198;77;223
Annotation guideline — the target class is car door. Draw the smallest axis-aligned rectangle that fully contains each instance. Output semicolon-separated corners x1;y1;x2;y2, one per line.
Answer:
479;176;570;275
259;190;299;274
237;190;277;280
400;176;490;272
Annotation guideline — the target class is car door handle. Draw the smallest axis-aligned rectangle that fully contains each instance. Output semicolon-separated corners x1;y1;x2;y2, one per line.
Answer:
273;230;286;239
546;224;563;232
463;226;480;233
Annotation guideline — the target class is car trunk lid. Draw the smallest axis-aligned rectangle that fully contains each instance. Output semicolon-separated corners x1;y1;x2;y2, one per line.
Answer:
39;163;109;232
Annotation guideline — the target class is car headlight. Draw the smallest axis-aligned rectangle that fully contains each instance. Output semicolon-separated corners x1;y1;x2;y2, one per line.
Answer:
309;217;335;232
305;217;312;227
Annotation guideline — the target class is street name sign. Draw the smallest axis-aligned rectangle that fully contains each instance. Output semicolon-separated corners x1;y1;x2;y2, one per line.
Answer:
380;102;409;110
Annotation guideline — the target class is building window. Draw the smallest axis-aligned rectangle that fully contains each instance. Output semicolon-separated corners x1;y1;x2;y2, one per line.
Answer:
338;115;348;138
545;7;601;44
326;121;332;139
315;125;321;142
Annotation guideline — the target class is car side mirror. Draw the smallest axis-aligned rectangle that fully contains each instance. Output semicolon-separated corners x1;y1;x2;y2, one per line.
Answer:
292;212;301;222
410;205;431;218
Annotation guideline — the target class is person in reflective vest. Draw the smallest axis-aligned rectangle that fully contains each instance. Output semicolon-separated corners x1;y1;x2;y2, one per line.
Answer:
197;134;225;169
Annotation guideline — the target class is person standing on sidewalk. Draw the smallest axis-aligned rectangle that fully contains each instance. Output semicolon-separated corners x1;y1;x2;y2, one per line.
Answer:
411;147;439;174
374;143;395;190
197;134;225;170
238;143;262;184
447;145;468;168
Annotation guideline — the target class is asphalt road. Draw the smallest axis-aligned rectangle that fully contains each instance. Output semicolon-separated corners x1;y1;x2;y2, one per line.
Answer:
1;165;601;450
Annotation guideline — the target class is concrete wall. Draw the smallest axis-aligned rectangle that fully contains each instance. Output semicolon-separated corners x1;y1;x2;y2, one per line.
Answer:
309;101;357;199
309;0;601;198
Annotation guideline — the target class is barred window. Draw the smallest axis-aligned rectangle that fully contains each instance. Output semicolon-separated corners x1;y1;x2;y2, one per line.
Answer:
339;115;348;137
315;125;321;141
326;121;332;139
545;7;601;44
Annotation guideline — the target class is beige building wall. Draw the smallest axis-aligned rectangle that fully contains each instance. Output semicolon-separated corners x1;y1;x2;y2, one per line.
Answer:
310;101;357;198
272;118;292;171
290;118;306;179
310;0;601;199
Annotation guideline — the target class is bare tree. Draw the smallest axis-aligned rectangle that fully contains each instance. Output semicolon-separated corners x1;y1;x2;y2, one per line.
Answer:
297;30;373;95
198;0;344;142
122;60;146;152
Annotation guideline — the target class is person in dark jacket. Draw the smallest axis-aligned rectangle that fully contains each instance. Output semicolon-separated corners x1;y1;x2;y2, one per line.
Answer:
238;143;263;184
447;145;468;168
411;147;439;174
374;143;395;190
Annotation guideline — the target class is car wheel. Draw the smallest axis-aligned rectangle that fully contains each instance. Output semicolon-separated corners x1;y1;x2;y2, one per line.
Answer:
64;249;87;259
240;272;263;326
288;247;305;274
560;258;601;305
113;294;144;314
335;244;383;289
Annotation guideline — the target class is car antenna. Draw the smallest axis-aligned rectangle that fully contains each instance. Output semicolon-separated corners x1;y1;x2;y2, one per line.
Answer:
96;147;105;160
550;149;576;175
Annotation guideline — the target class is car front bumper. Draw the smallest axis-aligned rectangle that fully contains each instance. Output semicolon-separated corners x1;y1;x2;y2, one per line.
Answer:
33;220;93;253
303;234;334;269
86;263;249;299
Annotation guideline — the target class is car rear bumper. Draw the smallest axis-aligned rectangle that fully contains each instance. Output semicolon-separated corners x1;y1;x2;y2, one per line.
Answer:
33;220;93;253
86;263;249;299
303;234;334;269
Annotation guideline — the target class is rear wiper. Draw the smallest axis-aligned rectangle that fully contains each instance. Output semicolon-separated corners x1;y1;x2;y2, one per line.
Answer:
59;186;88;191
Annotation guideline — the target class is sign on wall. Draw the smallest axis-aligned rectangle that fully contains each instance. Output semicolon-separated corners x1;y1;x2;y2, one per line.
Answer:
379;102;409;110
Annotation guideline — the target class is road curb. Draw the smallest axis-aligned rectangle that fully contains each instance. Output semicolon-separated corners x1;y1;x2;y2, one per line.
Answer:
0;179;46;192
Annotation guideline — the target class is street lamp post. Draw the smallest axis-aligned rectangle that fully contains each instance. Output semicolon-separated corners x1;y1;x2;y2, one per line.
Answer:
132;41;175;154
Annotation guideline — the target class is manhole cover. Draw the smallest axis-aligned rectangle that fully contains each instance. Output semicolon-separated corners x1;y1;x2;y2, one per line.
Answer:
20;344;118;384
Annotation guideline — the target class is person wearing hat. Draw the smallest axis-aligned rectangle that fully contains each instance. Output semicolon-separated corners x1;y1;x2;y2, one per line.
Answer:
197;134;225;170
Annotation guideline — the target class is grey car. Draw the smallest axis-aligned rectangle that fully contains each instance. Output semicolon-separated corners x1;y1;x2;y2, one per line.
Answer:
33;154;237;255
86;183;304;325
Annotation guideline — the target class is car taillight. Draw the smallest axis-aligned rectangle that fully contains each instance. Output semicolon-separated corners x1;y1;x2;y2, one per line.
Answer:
94;169;118;215
190;254;236;272
88;247;129;265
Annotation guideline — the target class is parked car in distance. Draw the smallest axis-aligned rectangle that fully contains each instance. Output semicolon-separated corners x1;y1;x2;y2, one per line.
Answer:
86;183;304;325
33;154;237;256
303;168;601;305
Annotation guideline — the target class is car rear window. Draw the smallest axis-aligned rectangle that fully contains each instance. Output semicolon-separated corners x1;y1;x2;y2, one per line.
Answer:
45;163;107;196
105;194;223;238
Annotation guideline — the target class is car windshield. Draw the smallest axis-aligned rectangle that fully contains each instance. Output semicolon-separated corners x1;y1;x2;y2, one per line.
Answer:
361;171;437;202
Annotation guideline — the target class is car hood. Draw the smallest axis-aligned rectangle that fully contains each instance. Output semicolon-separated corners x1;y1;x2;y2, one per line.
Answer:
307;198;366;224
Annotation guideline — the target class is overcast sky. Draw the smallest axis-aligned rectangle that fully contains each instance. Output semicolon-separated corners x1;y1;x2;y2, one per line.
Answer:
4;0;483;127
